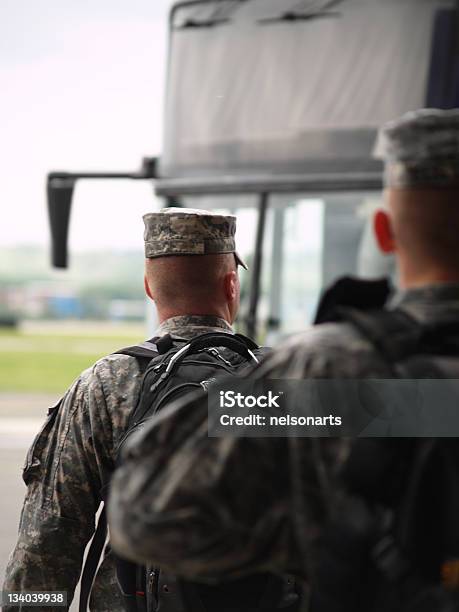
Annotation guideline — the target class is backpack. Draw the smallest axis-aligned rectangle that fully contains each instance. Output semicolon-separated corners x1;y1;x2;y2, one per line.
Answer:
79;331;300;612
310;303;459;612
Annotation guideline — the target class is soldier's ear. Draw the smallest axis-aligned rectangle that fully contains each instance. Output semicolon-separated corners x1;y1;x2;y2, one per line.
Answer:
224;270;238;302
144;275;154;300
374;209;395;254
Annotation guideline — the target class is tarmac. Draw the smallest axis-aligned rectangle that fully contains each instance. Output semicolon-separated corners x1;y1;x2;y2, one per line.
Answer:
0;393;81;611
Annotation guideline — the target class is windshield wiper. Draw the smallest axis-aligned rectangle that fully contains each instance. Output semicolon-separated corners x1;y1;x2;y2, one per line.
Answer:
175;0;248;30
258;0;344;25
178;17;230;28
258;10;340;23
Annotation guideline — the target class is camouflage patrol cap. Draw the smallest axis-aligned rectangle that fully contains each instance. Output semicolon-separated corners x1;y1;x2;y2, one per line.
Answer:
143;207;248;269
374;108;459;188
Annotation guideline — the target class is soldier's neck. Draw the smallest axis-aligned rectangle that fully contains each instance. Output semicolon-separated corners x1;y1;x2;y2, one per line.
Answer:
399;261;459;289
157;305;232;326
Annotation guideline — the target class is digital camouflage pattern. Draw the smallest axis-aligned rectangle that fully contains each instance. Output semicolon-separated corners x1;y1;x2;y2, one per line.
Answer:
155;314;233;338
374;108;459;188
3;315;234;612
108;285;459;584
143;207;248;268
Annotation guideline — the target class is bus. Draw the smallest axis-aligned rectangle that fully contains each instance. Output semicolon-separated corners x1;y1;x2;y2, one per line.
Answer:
47;0;459;340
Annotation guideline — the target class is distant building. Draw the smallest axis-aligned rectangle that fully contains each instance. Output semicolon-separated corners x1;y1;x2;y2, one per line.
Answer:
1;282;146;322
109;299;145;322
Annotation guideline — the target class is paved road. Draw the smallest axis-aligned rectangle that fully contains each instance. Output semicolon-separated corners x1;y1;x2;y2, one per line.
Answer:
0;394;81;611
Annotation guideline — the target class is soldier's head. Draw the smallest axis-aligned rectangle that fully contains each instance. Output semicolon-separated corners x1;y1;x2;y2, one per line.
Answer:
374;109;459;288
143;208;247;324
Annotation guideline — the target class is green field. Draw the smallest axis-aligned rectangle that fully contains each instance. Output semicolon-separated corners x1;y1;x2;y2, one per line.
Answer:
0;323;145;392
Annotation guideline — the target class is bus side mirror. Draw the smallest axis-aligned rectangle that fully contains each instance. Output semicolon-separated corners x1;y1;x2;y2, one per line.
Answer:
47;175;75;268
46;157;158;269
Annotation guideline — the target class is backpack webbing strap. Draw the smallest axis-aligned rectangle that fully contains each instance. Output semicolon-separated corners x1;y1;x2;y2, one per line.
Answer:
166;332;260;371
337;307;423;365
339;306;459;379
116;557;139;611
234;332;259;351
115;337;160;362
135;565;147;612
79;506;108;612
115;336;191;365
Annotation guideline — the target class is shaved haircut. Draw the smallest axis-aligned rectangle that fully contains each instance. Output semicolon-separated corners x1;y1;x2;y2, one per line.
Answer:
389;188;459;269
145;253;237;311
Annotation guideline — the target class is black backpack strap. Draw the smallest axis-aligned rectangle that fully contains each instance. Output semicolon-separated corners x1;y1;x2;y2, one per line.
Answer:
169;332;260;366
135;566;148;612
114;336;190;375
116;557;140;612
79;507;109;612
338;307;423;364
115;333;257;363
339;307;459;377
155;334;190;354
114;337;160;377
437;442;459;571
234;332;260;351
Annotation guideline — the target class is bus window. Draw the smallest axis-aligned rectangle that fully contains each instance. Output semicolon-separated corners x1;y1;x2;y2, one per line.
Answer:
172;192;395;341
260;193;395;341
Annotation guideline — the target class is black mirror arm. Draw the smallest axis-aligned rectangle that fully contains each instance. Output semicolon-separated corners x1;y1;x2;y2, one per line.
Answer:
47;157;158;268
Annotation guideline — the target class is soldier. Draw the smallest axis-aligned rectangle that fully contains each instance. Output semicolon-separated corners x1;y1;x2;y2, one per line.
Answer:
107;109;459;604
3;208;248;611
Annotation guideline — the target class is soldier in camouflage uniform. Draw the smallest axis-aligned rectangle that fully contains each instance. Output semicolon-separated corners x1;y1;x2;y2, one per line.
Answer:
3;208;248;611
107;109;459;585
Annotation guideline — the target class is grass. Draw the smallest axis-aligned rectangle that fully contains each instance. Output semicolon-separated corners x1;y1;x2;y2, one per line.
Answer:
0;323;144;393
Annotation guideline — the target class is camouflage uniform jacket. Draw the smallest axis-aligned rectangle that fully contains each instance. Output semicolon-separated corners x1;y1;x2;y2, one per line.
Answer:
108;284;459;584
3;315;234;612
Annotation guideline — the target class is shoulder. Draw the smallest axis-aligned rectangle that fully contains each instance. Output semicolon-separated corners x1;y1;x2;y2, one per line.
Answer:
77;353;143;398
60;353;144;438
90;353;143;391
18;354;146;500
257;322;388;378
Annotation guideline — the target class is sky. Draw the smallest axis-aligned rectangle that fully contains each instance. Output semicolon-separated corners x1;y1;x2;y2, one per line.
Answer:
0;0;173;252
0;0;367;266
